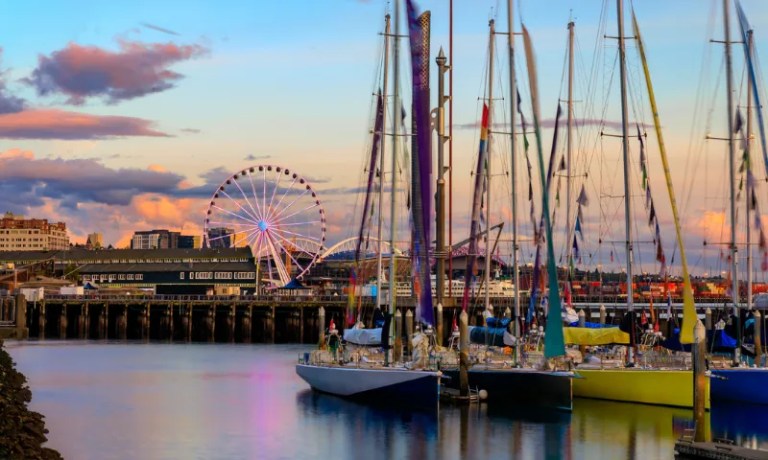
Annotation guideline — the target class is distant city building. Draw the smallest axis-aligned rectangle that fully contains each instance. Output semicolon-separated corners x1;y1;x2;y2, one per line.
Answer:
178;235;202;249
131;230;180;249
0;212;69;251
86;232;103;249
207;227;238;248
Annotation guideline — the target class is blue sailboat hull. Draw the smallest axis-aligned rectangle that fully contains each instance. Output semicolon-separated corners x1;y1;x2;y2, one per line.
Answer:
710;368;768;405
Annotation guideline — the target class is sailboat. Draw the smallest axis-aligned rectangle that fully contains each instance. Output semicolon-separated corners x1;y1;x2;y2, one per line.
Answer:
570;0;706;409
296;0;441;406
440;3;573;412
710;0;768;406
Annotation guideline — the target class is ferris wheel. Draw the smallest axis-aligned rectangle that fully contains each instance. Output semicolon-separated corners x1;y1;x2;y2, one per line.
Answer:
203;165;326;287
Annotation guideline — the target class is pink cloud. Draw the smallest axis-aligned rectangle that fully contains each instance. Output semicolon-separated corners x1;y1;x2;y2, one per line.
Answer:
26;40;208;104
0;109;169;139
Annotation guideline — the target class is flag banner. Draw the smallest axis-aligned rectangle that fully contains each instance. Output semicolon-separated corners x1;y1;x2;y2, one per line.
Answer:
406;0;433;326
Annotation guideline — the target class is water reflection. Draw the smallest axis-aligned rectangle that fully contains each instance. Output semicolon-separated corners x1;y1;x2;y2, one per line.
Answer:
5;342;768;460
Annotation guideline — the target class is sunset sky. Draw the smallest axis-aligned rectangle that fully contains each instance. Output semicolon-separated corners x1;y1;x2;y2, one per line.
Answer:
1;0;768;277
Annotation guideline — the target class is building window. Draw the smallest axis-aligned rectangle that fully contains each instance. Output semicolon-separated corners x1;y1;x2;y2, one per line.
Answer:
180;272;185;280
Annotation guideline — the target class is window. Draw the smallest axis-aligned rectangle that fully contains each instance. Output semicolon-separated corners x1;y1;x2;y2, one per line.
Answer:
180;272;185;280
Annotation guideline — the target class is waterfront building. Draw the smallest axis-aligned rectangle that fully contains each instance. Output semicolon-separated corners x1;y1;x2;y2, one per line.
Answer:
0;212;69;251
56;247;257;295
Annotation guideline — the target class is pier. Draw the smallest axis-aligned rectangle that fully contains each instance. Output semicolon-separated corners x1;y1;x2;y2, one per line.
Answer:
0;293;756;344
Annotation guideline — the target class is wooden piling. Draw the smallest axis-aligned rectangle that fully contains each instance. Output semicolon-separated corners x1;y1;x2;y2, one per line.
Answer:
578;309;586;357
459;309;469;397
406;309;414;356
181;304;190;342
228;305;235;343
143;303;150;341
60;304;67;339
436;303;444;347
599;304;606;326
755;310;763;367
208;305;215;343
693;320;706;443
118;306;127;340
318;306;325;346
242;305;252;344
99;305;106;340
705;308;712;331
79;304;86;340
270;306;276;344
300;307;305;344
394;309;402;362
38;302;45;340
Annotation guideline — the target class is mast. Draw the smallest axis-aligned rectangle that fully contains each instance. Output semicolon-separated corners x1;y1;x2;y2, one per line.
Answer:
617;0;635;365
485;19;496;315
388;0;400;361
436;48;448;310
376;14;391;322
724;0;740;363
507;0;521;363
746;29;753;312
566;20;575;274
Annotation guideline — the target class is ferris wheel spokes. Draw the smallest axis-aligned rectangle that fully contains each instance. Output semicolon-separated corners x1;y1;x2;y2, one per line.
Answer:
232;177;262;222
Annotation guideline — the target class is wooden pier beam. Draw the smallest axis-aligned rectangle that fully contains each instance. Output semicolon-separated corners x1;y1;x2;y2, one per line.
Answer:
599;304;606;326
300;306;304;344
578;309;586;357
394;309;402;362
269;306;276;344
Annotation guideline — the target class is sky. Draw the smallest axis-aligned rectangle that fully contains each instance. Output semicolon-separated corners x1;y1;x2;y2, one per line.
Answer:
1;0;768;278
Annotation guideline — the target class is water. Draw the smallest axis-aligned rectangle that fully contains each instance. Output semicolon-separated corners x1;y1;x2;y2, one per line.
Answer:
5;341;768;460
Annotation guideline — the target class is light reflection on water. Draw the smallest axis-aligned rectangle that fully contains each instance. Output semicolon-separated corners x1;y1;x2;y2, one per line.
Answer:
5;341;768;460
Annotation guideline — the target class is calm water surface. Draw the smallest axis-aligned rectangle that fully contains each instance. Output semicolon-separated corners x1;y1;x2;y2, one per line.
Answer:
6;341;768;460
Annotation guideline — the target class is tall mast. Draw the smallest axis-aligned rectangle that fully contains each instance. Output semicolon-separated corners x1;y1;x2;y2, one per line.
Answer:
376;14;391;319
388;0;400;362
746;29;754;312
617;0;635;364
507;0;521;363
436;47;448;309
566;20;575;273
724;0;740;363
485;19;496;313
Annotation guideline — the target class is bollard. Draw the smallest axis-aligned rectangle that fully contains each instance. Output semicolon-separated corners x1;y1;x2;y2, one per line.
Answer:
756;310;763;368
705;308;712;331
406;309;414;357
693;320;707;442
599;304;606;326
459;310;469;397
436;303;444;347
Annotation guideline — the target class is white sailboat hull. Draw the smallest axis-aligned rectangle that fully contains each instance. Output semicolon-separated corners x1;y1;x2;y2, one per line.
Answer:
296;364;441;406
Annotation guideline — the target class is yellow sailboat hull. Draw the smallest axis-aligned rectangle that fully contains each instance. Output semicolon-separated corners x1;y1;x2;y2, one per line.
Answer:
574;368;710;409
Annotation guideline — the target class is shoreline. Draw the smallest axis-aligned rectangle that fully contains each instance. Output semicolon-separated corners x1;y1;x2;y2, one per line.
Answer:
0;339;63;460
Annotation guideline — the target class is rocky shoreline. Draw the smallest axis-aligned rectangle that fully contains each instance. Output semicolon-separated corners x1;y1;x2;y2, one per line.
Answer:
0;340;63;460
